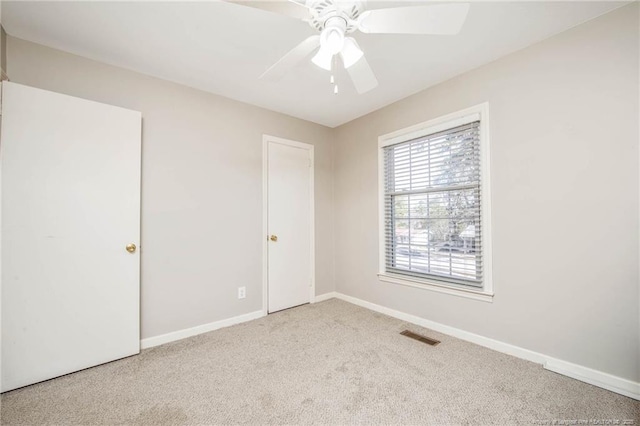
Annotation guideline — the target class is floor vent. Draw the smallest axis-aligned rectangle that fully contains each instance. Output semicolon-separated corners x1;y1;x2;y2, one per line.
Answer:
400;330;440;346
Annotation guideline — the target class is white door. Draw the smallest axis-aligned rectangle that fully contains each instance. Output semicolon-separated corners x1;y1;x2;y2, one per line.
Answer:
1;82;141;392
266;137;314;313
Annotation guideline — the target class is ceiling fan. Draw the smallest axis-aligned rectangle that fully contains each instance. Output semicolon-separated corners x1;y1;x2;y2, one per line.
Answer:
225;0;470;94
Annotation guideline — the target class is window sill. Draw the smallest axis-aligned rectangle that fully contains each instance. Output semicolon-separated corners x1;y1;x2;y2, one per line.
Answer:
377;273;494;303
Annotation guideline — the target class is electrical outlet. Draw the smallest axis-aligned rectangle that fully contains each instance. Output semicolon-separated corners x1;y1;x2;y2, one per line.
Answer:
238;286;246;299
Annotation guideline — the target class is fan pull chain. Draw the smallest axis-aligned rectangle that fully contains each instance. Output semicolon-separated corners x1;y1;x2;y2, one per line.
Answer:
331;55;338;95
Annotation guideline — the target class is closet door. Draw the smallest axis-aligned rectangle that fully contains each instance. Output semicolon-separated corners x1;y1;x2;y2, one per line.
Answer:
266;137;313;313
1;82;141;392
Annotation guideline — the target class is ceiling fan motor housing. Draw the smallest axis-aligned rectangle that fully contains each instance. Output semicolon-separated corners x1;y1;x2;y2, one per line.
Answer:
307;0;364;33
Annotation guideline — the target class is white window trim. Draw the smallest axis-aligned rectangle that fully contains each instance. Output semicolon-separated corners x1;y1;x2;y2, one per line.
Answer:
377;102;493;302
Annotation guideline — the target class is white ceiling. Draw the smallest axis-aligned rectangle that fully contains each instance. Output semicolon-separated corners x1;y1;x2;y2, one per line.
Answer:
2;1;627;127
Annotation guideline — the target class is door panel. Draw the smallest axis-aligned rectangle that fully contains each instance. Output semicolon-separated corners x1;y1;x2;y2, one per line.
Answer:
1;82;141;392
267;140;312;313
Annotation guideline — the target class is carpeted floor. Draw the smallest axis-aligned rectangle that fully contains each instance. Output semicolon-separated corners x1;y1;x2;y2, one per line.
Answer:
1;298;638;425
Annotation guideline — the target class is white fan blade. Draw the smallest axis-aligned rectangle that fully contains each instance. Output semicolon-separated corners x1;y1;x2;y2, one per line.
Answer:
222;0;309;21
346;55;378;94
359;3;470;35
260;35;320;80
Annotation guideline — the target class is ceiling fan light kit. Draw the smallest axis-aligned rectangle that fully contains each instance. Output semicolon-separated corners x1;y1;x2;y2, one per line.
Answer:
340;37;364;69
235;0;471;94
311;44;333;70
312;17;363;72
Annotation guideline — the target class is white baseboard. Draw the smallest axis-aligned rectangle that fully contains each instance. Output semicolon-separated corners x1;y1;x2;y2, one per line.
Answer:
313;291;338;303
330;292;640;401
544;358;640;401
140;310;264;349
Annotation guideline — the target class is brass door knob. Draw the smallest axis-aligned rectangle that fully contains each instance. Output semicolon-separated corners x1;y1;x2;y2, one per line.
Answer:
126;243;137;253
270;235;278;242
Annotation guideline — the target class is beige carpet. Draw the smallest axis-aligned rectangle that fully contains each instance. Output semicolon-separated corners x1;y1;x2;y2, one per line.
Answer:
1;299;638;425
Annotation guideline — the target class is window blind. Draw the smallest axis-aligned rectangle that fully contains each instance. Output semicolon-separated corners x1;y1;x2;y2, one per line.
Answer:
383;120;483;287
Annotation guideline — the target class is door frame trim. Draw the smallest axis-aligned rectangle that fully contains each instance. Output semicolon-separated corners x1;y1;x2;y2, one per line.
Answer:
262;135;315;316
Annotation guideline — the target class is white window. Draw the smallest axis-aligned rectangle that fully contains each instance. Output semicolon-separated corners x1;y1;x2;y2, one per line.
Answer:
378;104;493;301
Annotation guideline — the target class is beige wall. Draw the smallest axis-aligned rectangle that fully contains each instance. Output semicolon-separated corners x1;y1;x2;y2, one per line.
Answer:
333;4;639;382
6;37;335;339
0;0;5;74
1;27;6;74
